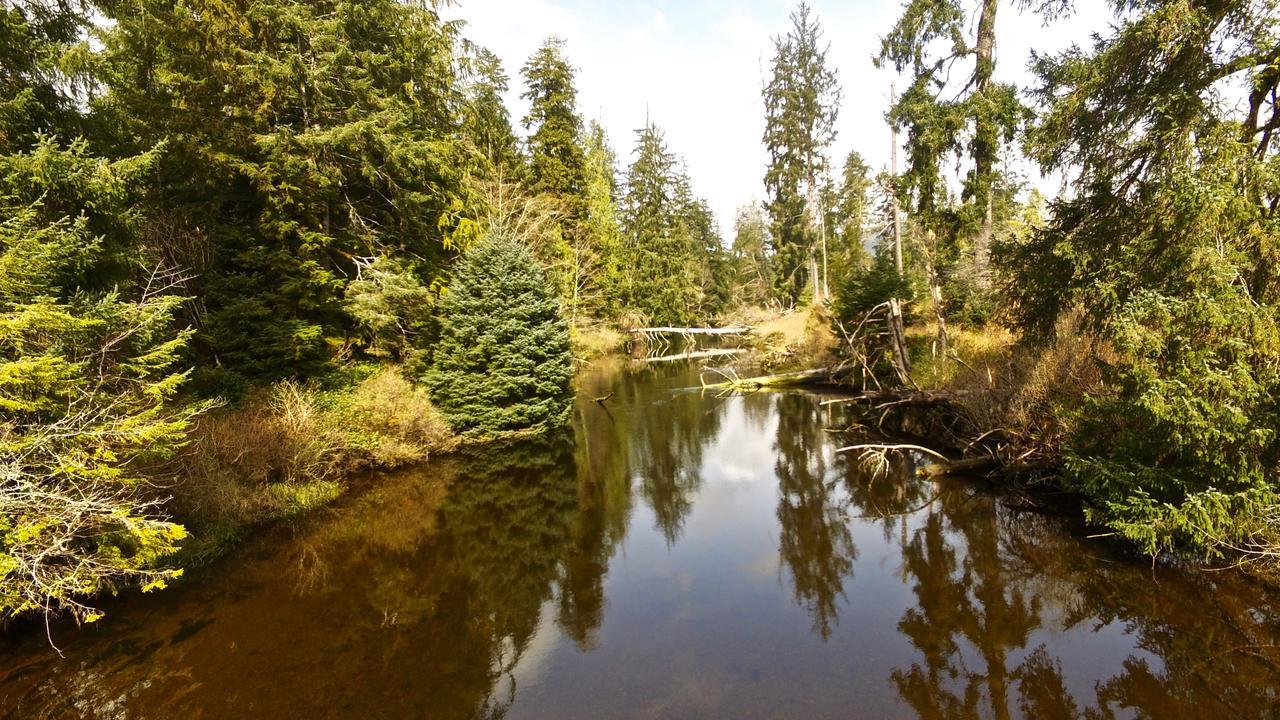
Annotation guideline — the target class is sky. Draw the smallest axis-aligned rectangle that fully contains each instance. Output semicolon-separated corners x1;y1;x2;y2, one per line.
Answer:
443;0;1113;234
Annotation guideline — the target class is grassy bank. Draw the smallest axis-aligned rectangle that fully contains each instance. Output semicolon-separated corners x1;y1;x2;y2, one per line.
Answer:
166;366;459;563
727;305;839;369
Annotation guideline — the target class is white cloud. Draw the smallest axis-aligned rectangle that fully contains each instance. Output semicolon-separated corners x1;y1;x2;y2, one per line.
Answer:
446;0;1112;237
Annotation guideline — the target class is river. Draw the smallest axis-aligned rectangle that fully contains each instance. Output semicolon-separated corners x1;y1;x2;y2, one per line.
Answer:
2;358;1279;718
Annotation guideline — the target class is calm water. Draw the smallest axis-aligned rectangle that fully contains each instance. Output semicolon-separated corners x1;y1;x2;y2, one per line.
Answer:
3;359;1280;719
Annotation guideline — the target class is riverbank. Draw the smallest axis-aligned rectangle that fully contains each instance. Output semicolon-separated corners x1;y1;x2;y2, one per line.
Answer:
164;365;460;565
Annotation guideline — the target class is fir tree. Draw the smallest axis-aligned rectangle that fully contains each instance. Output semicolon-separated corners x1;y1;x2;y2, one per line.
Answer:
425;235;573;436
620;122;698;325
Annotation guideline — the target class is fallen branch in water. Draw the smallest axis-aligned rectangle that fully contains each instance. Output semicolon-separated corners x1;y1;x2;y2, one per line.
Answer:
835;442;950;463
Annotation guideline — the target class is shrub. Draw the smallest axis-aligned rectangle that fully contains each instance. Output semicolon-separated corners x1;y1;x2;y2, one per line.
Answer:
833;251;917;327
425;234;573;435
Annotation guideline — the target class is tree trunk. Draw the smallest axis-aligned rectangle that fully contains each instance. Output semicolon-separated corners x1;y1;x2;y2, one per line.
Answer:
890;84;904;278
924;231;949;359
972;0;998;287
888;297;912;386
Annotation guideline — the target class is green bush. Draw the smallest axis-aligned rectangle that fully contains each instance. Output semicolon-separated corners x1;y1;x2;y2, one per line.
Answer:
943;272;997;326
833;251;916;327
425;234;573;436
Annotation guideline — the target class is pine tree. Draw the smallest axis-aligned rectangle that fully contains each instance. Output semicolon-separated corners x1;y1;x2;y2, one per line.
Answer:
762;2;840;305
425;235;573;436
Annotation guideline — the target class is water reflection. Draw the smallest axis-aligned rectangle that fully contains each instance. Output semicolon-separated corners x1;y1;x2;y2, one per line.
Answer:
1;359;1279;719
773;393;856;639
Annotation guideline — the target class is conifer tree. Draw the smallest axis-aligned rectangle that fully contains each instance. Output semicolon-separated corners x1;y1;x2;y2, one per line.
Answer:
1007;0;1280;552
463;48;524;179
96;0;477;386
762;2;840;305
876;0;1024;284
425;235;573;436
831;150;871;280
521;37;587;208
730;204;775;306
581;121;626;317
620;122;698;325
0;138;203;623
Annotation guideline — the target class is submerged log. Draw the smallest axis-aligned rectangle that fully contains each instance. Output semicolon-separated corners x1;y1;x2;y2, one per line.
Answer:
820;389;965;408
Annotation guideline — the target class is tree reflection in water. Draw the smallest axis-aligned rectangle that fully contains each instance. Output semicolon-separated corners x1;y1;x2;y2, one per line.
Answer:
888;484;1280;719
773;393;857;639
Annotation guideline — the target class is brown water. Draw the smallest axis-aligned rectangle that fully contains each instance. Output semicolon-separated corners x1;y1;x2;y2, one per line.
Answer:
3;358;1280;719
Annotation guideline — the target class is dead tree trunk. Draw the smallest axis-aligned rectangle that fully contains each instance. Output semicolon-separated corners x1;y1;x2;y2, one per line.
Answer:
887;298;912;386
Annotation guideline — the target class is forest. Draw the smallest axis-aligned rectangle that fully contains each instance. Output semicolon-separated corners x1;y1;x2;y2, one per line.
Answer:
1;0;1278;634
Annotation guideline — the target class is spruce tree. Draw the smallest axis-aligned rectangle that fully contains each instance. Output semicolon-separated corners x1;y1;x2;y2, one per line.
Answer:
464;48;524;179
730;204;775;306
620;122;698;325
581;120;625;317
96;0;477;386
831;150;871;280
1005;0;1280;553
762;2;840;305
521;37;587;207
0;138;203;622
876;0;1024;283
425;235;573;436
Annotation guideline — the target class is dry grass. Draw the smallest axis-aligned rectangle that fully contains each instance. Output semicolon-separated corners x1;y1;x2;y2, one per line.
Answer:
902;310;1110;461
168;367;456;561
739;305;839;368
571;323;629;361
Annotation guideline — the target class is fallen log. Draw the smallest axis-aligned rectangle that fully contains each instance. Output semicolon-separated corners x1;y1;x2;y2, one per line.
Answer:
820;389;965;408
633;325;751;336
918;455;1000;478
638;348;746;363
698;365;855;390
